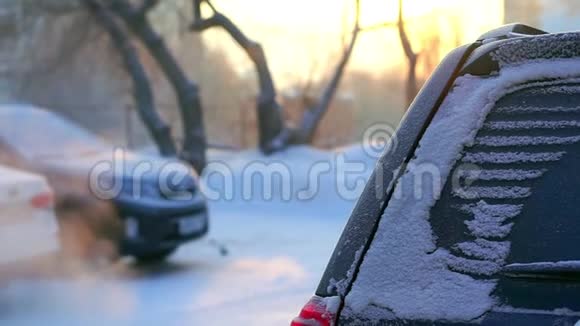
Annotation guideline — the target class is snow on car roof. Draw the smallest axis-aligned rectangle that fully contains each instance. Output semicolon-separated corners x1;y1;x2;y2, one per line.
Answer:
0;103;58;118
0;103;107;159
343;58;580;322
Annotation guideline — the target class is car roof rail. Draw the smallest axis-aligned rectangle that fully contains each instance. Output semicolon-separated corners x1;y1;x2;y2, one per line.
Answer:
477;23;548;42
461;24;567;76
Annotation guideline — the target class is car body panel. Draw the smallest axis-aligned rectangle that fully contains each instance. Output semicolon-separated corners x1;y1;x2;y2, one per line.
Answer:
316;43;480;298
310;25;580;325
0;165;59;264
0;104;208;257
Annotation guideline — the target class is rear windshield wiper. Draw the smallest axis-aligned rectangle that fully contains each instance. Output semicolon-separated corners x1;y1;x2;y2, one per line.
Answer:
501;261;580;281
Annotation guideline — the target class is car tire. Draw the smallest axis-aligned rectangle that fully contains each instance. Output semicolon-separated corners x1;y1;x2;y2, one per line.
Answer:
134;247;177;264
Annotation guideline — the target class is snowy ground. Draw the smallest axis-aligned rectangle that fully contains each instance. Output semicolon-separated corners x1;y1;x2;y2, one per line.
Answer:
0;145;376;326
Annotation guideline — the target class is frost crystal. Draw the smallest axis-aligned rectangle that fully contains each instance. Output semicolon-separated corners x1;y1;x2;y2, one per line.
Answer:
345;58;580;322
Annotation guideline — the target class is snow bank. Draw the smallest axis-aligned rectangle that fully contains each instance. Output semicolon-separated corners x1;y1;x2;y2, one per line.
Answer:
201;145;376;216
344;58;580;322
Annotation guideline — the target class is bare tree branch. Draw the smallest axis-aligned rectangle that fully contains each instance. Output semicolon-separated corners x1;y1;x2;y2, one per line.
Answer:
84;0;177;157
359;21;396;32
398;0;419;106
108;0;207;172
296;0;362;143
190;0;285;153
189;0;365;150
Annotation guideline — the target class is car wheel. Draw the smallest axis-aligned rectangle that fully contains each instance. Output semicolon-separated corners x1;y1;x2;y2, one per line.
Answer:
134;247;177;264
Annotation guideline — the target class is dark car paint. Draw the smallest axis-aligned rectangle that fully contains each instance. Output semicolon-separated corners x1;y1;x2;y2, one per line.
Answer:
475;24;547;41
313;24;580;325
428;82;580;314
119;212;208;256
115;190;208;255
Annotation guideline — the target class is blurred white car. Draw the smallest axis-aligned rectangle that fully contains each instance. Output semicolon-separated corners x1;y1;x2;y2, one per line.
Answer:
0;165;59;264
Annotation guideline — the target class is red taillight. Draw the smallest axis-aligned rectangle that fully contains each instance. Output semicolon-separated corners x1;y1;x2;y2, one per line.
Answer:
30;192;54;209
291;296;339;326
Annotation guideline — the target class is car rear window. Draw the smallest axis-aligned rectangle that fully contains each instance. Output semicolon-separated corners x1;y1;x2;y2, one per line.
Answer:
341;59;580;323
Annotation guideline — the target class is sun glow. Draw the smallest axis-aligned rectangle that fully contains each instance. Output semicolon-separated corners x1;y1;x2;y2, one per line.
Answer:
203;0;505;87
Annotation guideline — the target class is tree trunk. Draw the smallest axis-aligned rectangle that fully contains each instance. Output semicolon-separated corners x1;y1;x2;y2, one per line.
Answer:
191;0;362;148
406;56;418;107
398;0;419;107
297;0;361;143
190;1;285;153
84;0;177;157
109;0;207;172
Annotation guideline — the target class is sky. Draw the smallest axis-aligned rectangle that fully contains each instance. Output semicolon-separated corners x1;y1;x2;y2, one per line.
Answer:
540;0;580;33
200;0;505;88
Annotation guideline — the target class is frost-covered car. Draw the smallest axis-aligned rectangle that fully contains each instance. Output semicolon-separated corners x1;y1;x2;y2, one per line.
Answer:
292;25;580;325
0;165;59;265
0;104;208;262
